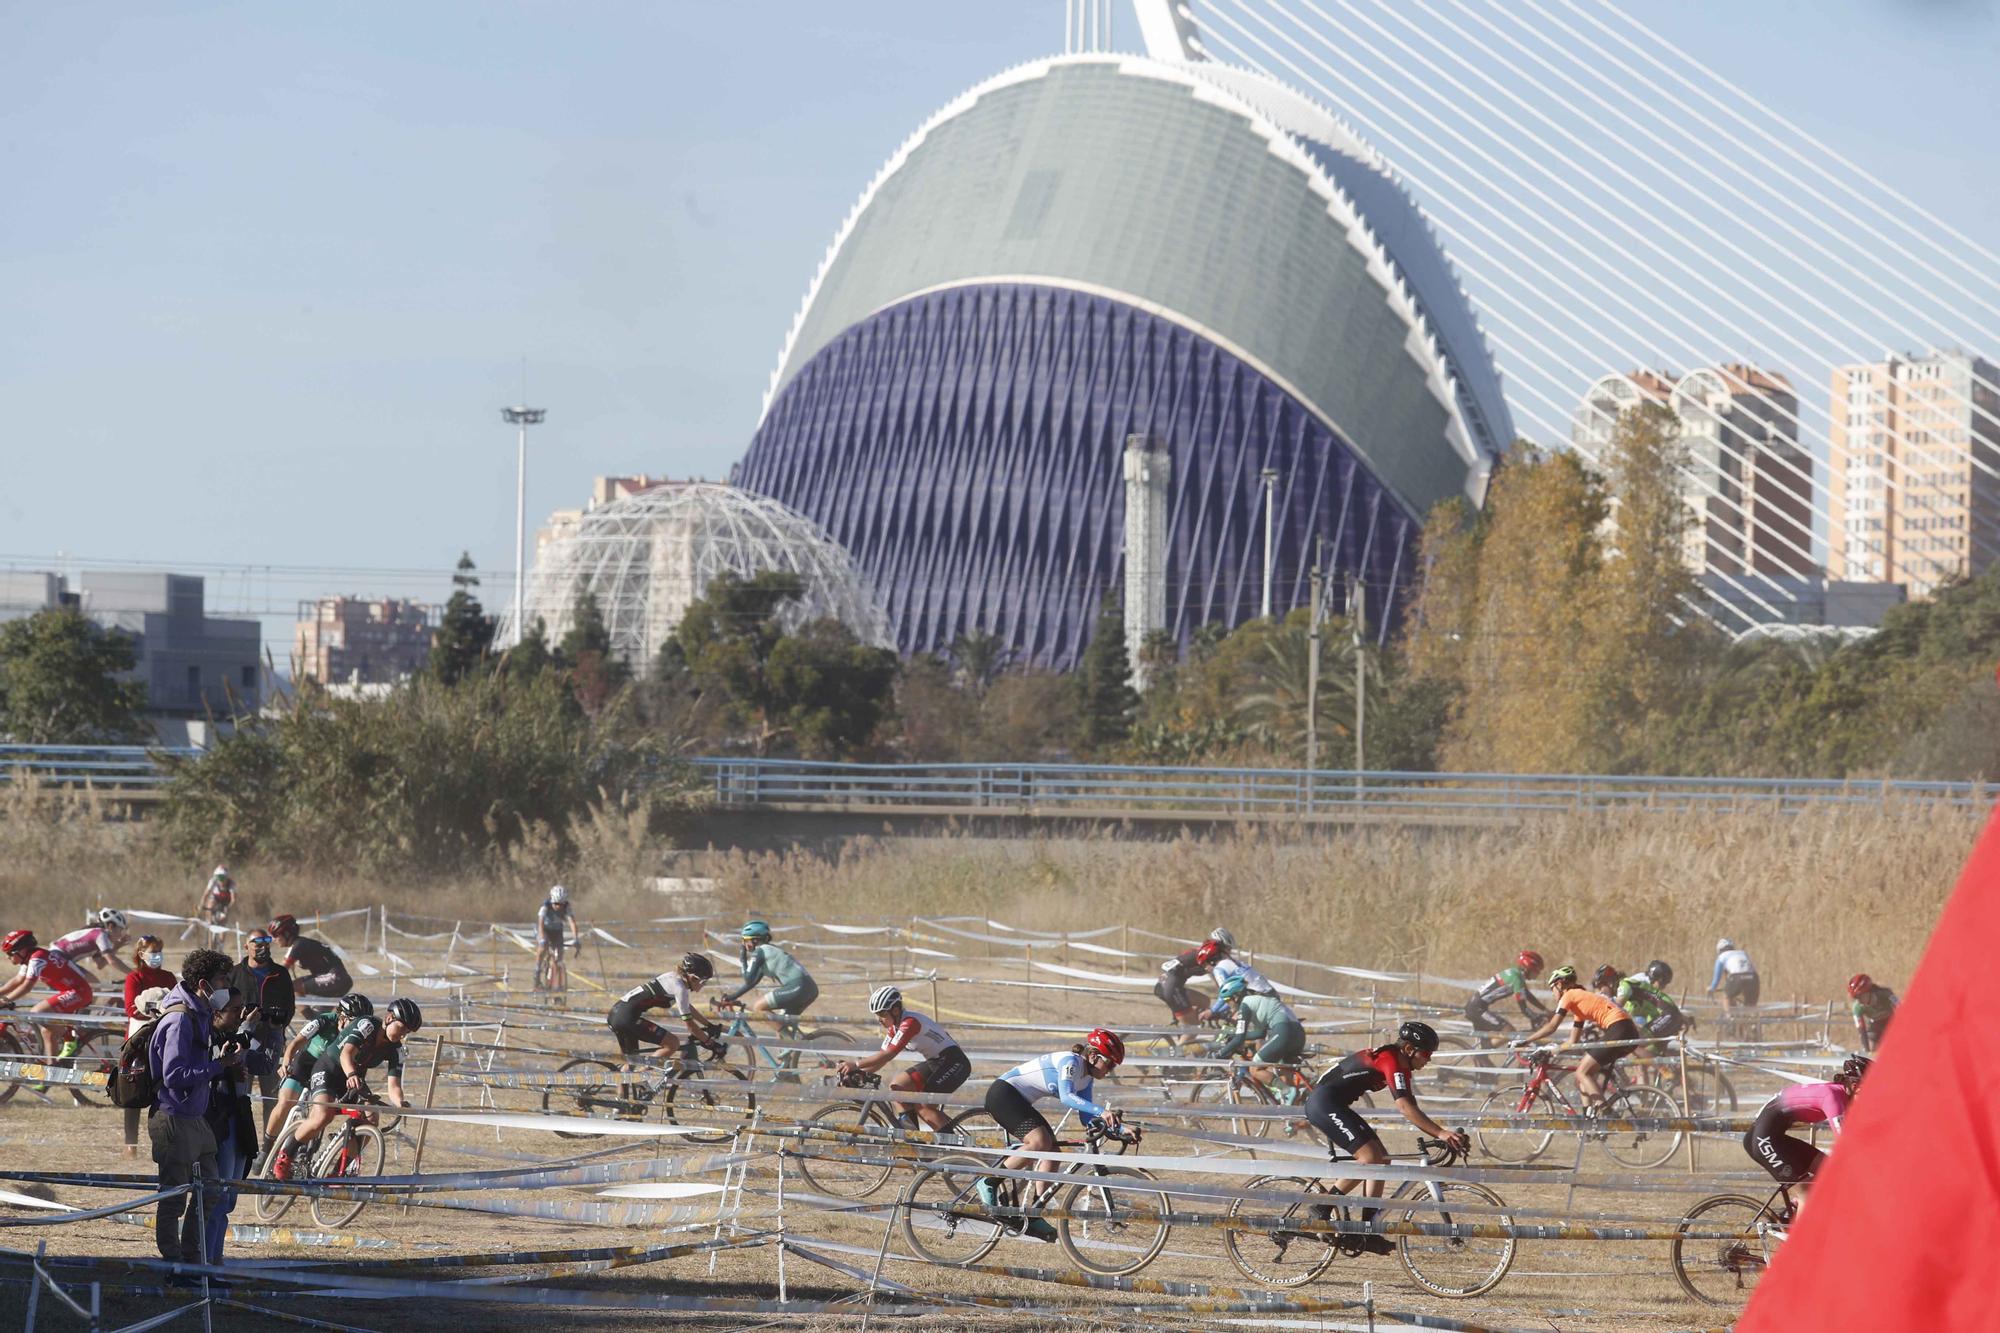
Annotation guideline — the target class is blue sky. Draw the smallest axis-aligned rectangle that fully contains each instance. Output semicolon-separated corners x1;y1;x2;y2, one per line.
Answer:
3;1;1995;638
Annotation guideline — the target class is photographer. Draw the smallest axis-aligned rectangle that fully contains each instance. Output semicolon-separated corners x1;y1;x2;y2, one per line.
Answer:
147;949;242;1277
202;994;273;1271
228;930;294;1136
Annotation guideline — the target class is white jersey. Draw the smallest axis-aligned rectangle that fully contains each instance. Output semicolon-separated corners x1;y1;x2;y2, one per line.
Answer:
999;1049;1107;1119
52;927;113;964
1717;949;1756;977
618;972;697;1019
878;1009;957;1060
1208;957;1277;996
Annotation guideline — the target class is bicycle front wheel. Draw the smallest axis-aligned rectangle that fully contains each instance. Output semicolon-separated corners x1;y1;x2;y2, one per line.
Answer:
0;1028;26;1105
67;1030;117;1106
1395;1180;1516;1298
661;1062;757;1145
543;1057;639;1140
1671;1194;1775;1306
795;1029;852;1087
1222;1175;1339;1288
1056;1166;1171;1276
1225;1078;1276;1141
1600;1085;1684;1169
312;1124;385;1229
900;1154;1004;1267
1475;1085;1553;1164
251;1123;300;1223
796;1102;896;1199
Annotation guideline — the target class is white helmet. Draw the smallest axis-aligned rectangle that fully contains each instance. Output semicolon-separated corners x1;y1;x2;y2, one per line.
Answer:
548;884;568;904
97;908;128;933
868;986;903;1013
1208;927;1237;949
1716;938;1734;953
212;866;230;879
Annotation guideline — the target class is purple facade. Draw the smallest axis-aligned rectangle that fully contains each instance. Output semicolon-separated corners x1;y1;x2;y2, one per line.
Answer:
734;283;1416;670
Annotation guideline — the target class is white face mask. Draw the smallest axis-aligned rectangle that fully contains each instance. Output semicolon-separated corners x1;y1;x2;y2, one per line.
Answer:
145;952;164;968
206;986;233;1011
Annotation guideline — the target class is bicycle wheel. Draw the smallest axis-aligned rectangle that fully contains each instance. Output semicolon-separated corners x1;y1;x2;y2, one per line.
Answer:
942;1107;1009;1152
66;1030;117;1106
795;1029;852;1086
900;1154;1004;1267
660;1062;757;1145
543;1057;642;1140
312;1123;385;1229
1395;1180;1516;1298
1431;1034;1482;1086
1225;1078;1277;1140
252;1123;300;1223
796;1102;896;1199
1599;1084;1684;1169
1475;1085;1553;1164
0;1028;26;1106
1057;1166;1172;1276
1222;1175;1340;1287
1671;1194;1775;1306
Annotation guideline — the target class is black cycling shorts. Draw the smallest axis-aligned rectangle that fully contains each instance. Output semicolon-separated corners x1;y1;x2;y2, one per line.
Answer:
1584;1018;1643;1069
1154;975;1197;1016
306;1066;369;1102
1746;1105;1824;1185
608;1005;670;1058
909;1045;972;1095
282;1049;319;1090
1723;973;1761;1006
1646;1011;1688;1040
1304;1079;1381;1157
1464;999;1510;1034
983;1079;1053;1143
296;971;352;999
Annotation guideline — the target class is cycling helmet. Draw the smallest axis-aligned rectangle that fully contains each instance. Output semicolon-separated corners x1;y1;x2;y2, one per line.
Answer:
1517;949;1544;974
2;930;35;959
268;914;299;939
1847;973;1874;999
1398;1020;1441;1054
1083;1028;1126;1068
1208;927;1237;949
337;993;375;1020
680;952;714;982
1217;976;1249;1002
1592;964;1622;989
1646;960;1674;987
211;865;231;881
1194;939;1226;967
386;998;423;1032
1546;965;1578;987
1716;938;1734;954
1840;1053;1873;1083
868;985;903;1013
547;884;568;905
97;908;128;933
740;920;772;942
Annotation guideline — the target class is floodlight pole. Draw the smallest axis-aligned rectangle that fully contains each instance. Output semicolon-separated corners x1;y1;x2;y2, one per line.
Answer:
501;406;546;644
1260;468;1279;618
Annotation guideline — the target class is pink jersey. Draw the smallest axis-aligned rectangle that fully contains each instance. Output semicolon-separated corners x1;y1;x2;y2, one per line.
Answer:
1772;1080;1850;1132
52;927;114;964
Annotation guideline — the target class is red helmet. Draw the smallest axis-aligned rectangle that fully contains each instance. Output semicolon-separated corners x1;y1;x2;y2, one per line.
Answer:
267;914;298;939
1847;973;1874;999
1194;939;1226;967
2;929;36;959
1083;1028;1126;1068
1592;964;1622;989
1517;949;1543;974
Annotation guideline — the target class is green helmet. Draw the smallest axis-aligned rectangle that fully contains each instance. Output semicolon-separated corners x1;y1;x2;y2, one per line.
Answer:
1218;976;1248;1002
740;920;772;942
1546;965;1578;986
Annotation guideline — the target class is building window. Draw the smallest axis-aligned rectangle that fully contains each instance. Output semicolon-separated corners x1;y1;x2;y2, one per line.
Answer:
241;665;256;689
186;665;200;697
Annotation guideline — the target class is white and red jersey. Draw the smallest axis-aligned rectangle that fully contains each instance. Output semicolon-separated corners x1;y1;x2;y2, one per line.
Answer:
878;1009;958;1060
52;927;115;965
19;949;92;1000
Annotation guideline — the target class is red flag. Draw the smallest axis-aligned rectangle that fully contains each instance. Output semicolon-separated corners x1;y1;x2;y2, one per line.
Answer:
1739;808;2000;1330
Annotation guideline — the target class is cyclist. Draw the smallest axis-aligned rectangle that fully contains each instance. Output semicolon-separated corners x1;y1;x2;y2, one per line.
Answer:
198;866;235;926
835;985;971;1131
607;953;721;1069
1513;966;1643;1110
1303;1020;1468;1255
0;929;95;1061
1203;940;1278;1015
1210;974;1306;1098
1744;1053;1869;1209
1464;949;1549;1037
53;910;133;978
716;920;819;1018
269;914;352;999
535;885;580;992
980;1028;1131;1242
1709;939;1760;1011
273;997;420;1179
1847;975;1898;1052
1155;930;1233;1030
1596;963;1688;1041
265;993;373;1144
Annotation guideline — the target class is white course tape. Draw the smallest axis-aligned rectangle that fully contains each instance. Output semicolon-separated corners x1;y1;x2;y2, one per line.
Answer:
594;1183;728;1200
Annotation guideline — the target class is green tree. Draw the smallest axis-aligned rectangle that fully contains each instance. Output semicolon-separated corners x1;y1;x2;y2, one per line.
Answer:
0;609;148;743
1232;613;1358;761
948;628;1009;697
559;581;627;712
1074;593;1138;752
500;616;555;681
766;619;899;758
429;553;495;684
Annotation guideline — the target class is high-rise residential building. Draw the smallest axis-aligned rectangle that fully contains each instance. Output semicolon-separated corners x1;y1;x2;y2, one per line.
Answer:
1829;350;2000;597
1573;365;1815;578
292;597;436;685
535;475;678;565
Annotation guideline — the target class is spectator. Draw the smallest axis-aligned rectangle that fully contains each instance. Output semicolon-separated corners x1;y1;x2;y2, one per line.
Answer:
148;948;242;1280
227;930;294;1137
122;937;175;1158
202;996;271;1271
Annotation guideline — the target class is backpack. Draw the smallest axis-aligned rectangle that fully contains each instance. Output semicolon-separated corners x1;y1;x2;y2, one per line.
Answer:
110;1002;187;1110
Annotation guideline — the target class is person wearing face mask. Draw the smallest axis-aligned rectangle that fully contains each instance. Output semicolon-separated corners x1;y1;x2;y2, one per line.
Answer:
147;949;244;1280
227;931;295;1136
122;937;176;1157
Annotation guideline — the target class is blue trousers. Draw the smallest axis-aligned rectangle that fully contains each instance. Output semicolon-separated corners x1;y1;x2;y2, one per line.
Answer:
205;1133;247;1266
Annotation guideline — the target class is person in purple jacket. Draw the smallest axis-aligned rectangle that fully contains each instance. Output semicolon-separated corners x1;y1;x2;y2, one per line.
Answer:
148;949;243;1279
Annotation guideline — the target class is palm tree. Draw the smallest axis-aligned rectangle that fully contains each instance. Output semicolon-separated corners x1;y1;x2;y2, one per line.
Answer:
949;628;1010;696
1234;622;1360;760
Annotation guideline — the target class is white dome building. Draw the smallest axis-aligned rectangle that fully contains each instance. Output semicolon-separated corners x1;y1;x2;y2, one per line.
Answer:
506;483;891;674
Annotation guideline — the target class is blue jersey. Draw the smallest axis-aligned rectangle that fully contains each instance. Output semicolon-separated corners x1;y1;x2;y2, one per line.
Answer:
1000;1050;1108;1121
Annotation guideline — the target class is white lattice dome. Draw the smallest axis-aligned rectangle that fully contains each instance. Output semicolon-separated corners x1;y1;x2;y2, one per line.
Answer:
504;483;890;672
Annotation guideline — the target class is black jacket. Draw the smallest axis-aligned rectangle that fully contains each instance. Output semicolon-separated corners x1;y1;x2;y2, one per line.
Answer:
228;960;296;1028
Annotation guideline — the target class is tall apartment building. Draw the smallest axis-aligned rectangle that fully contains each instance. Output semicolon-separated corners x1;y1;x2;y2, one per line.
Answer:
292;597;436;685
535;475;678;564
1574;365;1815;578
1829;350;2000;597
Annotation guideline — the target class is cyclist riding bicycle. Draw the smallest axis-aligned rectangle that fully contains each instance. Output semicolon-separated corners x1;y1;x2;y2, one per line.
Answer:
269;915;352;999
1848;975;1898;1052
265;993;373;1143
53;910;133;978
1745;1053;1869;1208
534;886;580;990
716;920;819;1018
198;866;235;926
1512;965;1644;1110
1709;939;1760;1010
1210;975;1306;1097
0;930;96;1061
835;985;972;1131
1464;949;1550;1036
607;952;721;1069
1595;962;1688;1041
1155;929;1233;1028
273;997;420;1179
1303;1020;1468;1255
1204;944;1278;1017
980;1027;1131;1242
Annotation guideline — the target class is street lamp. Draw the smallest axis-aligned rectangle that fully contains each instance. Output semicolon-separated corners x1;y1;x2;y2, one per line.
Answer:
501;405;546;645
1260;468;1280;618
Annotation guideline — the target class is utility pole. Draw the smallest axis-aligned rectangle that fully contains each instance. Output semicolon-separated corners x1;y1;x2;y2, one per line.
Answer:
1260;468;1279;618
501;405;546;646
1306;547;1323;770
1348;575;1366;789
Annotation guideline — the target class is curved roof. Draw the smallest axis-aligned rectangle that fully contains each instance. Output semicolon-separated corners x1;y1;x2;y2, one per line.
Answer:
761;54;1509;516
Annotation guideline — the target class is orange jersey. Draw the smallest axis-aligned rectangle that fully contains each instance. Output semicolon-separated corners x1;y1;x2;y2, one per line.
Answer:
1558;987;1630;1029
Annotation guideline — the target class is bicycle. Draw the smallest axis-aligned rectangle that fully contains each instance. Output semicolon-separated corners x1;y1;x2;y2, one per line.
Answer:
900;1120;1171;1276
533;939;568;994
1223;1135;1516;1298
1474;1046;1684;1169
0;1015;116;1107
544;1036;756;1143
252;1092;388;1229
1218;1053;1320;1141
795;1070;922;1200
1670;1181;1797;1306
713;1001;851;1086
